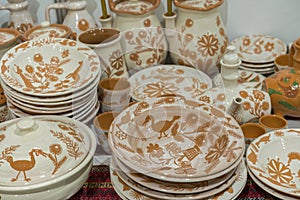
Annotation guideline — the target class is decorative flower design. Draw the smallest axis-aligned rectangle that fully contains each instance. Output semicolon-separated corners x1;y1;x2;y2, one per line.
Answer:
175;161;196;175
242;38;251;46
264;42;275;52
267;158;294;185
49;144;62;155
205;135;228;163
109;50;124;70
143;82;179;98
185;19;193;27
147;143;164;158
253;90;265;101
197;33;219;57
199;96;210;103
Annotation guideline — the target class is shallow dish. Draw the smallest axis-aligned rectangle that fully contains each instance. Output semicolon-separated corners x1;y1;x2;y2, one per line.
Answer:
108;96;245;182
0;38;100;96
246;128;300;197
231;34;287;63
128;65;212;101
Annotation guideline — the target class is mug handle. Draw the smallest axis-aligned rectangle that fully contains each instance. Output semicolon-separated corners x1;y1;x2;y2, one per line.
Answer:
289;42;295;67
45;2;67;23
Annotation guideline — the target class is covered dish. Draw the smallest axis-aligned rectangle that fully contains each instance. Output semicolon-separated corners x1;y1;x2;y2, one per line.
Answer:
0;115;96;199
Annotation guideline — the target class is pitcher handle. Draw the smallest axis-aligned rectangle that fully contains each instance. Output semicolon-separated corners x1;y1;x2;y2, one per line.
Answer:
45;2;68;23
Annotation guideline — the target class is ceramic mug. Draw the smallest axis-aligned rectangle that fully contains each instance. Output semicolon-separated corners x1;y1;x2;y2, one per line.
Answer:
78;28;129;80
93;111;119;154
240;122;266;154
98;77;131;106
259;114;288;132
274;54;290;72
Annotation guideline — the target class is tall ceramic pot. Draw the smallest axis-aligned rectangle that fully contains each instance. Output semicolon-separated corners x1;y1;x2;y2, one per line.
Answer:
100;0;168;76
0;0;35;33
164;0;229;77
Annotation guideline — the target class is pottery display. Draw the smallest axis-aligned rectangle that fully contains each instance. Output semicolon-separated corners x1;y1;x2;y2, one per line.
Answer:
78;28;129;79
46;0;97;39
101;0;168;75
0;0;35;33
164;0;229;77
264;37;300;117
0;115;97;199
22;21;72;41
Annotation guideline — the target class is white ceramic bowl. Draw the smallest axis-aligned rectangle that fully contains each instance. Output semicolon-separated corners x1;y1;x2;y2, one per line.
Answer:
0;115;97;199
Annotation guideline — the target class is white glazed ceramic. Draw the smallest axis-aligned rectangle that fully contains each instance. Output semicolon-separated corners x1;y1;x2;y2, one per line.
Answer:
114;156;236;194
128;65;212;101
23;22;72;41
246;128;300;197
231;34;287;63
0;0;35;33
46;0;97;38
78;28;129;80
0;115;96;199
0;38;101;96
213;70;266;89
164;0;228;77
111;159;247;200
248;167;297;200
108;96;245;182
0;28;21;59
102;0;167;75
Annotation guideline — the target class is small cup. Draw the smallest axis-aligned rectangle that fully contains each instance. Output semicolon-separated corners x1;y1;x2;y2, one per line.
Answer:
241;122;266;154
99;78;131;106
259;114;288;132
93;111;119;154
274;54;291;72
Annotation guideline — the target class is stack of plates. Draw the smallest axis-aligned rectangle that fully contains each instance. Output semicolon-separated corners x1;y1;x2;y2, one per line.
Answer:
0;38;101;124
108;96;247;199
231;34;287;75
246;128;300;199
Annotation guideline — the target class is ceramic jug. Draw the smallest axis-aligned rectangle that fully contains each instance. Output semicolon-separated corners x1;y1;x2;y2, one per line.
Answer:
264;37;300;117
199;46;271;124
100;0;168;75
0;0;35;33
163;0;229;77
46;0;97;39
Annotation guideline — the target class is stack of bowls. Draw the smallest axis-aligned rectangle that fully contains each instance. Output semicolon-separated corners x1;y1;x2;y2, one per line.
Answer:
231;34;287;75
246;128;300;200
108;96;247;199
0;37;101;124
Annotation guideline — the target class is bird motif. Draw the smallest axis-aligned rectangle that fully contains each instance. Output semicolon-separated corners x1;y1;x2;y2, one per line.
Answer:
5;148;47;182
141;115;181;139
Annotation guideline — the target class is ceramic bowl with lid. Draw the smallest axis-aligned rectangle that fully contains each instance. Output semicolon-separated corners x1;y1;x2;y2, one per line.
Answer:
0;115;96;199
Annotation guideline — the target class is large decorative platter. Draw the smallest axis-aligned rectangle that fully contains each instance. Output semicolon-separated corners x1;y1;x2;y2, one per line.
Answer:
114;156;235;194
108;96;245;182
110;159;247;200
0;38;100;96
230;34;287;63
128;65;212;101
246;129;300;197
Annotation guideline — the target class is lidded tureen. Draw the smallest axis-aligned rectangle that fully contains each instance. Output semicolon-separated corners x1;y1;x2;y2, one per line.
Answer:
0;115;96;199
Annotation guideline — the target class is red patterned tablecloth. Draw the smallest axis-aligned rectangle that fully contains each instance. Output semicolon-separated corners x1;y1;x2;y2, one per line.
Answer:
69;165;281;200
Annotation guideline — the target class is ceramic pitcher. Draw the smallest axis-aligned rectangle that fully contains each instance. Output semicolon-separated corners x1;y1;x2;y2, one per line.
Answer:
100;0;168;75
0;0;35;33
46;0;97;39
163;0;229;77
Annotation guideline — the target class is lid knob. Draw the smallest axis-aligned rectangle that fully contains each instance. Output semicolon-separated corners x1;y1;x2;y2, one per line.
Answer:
222;45;240;65
15;118;37;136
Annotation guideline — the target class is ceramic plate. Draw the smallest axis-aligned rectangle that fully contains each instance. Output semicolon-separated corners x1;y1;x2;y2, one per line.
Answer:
248;167;296;200
241;61;275;69
128;65;212;101
246;129;300;197
108;96;245;182
0;38;100;96
231;34;287;63
110;159;247;200
114;156;235;194
213;70;265;89
239;65;274;72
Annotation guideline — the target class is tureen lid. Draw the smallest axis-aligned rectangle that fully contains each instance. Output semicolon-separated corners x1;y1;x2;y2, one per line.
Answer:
0;28;21;49
174;0;223;11
109;0;160;15
0;115;96;192
23;22;72;41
